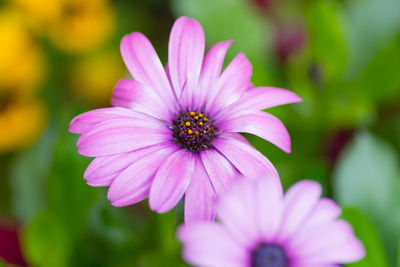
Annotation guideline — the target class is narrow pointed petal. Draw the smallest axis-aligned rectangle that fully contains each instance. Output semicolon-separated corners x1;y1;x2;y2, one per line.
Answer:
200;149;238;195
111;78;136;109
215;87;302;121
225;132;250;145
195;40;233;109
120;32;176;111
69;107;137;134
111;78;172;122
168;16;205;107
178;223;247;267
184;157;217;222
107;145;177;206
86;174;117;187
213;135;278;178
218;111;292;153
84;143;170;183
206;53;252;115
149;150;195;213
241;87;302;110
77;118;171;157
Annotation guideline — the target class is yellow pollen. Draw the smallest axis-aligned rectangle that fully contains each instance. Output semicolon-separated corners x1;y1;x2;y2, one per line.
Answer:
190;111;195;116
199;122;203;126
181;131;185;134
194;116;199;120
188;129;193;134
185;122;191;126
195;131;199;135
199;113;203;117
204;118;209;122
203;130;206;134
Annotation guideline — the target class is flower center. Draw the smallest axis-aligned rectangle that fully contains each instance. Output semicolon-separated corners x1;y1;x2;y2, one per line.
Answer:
172;110;217;153
251;243;289;267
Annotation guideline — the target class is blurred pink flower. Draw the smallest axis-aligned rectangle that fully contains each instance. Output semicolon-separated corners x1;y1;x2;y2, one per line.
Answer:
178;175;365;266
275;22;306;63
69;16;301;222
0;223;27;267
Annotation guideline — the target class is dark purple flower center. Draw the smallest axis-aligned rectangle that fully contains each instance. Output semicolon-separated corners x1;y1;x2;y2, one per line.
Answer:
172;110;217;153
251;243;289;267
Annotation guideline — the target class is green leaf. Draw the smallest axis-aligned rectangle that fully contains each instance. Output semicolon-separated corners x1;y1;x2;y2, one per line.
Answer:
398;239;400;267
342;207;390;267
47;130;98;238
21;211;72;267
9;127;57;223
0;257;7;267
349;36;400;103
19;110;99;266
345;0;400;78
333;131;400;264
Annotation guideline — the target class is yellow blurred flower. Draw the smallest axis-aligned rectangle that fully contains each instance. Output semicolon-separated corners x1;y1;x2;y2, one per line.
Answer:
8;0;116;53
0;9;48;153
70;50;126;106
0;99;47;154
0;9;46;96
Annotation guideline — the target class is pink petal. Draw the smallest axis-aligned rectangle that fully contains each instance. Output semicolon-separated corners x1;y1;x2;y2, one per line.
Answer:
69;107;138;134
84;143;171;184
242;86;302;110
194;40;233;109
300;198;341;233
255;175;284;241
216;178;260;248
277;180;322;242
293;220;365;264
165;62;171;85
168;16;205;107
218;111;292;153
213;135;278;178
200;149;238;195
178;223;247;267
302;239;365;265
111;78;172;122
107;145;177;207
111;78;136;109
77;118;171;157
184;157;217;222
120;32;176;111
206;53;252;116
149;150;195;213
225;132;250;145
216;87;302;121
86;173;117;187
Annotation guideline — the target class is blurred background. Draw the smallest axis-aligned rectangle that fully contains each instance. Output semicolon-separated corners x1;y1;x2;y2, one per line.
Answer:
0;0;399;266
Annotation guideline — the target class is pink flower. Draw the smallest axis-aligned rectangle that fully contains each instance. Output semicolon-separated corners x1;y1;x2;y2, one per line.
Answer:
178;175;365;266
68;16;301;222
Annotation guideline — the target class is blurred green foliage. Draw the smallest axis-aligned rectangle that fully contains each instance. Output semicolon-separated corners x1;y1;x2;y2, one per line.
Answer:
1;0;400;266
342;207;390;267
334;132;400;264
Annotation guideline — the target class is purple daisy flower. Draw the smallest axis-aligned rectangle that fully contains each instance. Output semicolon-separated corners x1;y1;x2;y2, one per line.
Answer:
178;175;365;266
68;16;301;222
